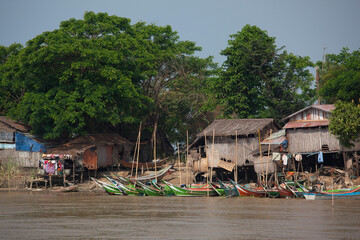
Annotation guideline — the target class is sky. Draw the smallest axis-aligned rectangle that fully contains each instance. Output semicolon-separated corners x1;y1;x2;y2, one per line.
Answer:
1;0;360;67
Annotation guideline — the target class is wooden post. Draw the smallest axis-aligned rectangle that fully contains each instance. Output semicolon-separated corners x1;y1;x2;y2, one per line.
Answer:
186;130;189;186
235;130;238;183
266;129;272;186
258;128;263;182
131;122;141;178
135;125;142;179
154;122;158;182
63;173;66;187
49;175;52;188
72;160;75;183
205;131;209;197
355;151;359;177
177;142;181;185
211;129;215;182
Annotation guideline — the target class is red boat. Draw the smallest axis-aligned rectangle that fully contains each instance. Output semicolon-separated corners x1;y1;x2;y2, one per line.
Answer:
274;183;295;198
230;180;267;197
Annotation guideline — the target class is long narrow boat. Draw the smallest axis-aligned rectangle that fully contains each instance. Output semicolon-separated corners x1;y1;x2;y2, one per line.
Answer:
162;180;219;197
91;177;124;195
129;165;173;182
302;186;360;200
150;181;174;196
208;181;226;196
119;158;168;169
258;182;280;198
274;183;295;198
230;180;267;197
135;181;163;196
105;176;140;196
218;180;239;197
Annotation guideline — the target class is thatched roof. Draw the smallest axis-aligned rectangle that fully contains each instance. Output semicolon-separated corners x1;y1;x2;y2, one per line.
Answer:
197;119;276;137
46;133;133;156
0;116;29;132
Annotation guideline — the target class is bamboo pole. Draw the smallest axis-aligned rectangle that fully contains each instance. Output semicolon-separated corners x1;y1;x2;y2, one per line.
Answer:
258;128;263;183
131;123;141;178
135;123;142;179
186;130;189;186
266;129;272;186
205;131;209;197
235;130;238;183
153;122;157;182
178;142;181;185
211;129;215;182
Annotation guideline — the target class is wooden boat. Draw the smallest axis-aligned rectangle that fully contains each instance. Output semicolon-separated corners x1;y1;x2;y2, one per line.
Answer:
302;186;360;200
229;180;267;197
258;182;280;198
208;181;226;196
52;185;78;193
129;165;172;182
119;158;168;169
150;181;174;196
218;179;239;197
91;177;124;195
274;183;295;198
136;181;163;196
162;180;219;197
104;176;140;196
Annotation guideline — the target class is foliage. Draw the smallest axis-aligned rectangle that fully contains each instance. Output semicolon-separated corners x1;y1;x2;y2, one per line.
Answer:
318;48;360;104
329;100;360;148
211;25;315;121
0;12;216;145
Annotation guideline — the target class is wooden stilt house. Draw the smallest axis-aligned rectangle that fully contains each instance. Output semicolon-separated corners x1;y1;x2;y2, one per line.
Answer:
188;119;279;181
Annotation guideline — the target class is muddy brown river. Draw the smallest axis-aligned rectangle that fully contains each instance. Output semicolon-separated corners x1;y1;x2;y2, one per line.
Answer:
0;191;359;239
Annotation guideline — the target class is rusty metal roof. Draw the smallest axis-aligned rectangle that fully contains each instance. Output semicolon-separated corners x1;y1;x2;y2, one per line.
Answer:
282;104;335;121
0;116;29;132
197;118;275;137
283;120;329;129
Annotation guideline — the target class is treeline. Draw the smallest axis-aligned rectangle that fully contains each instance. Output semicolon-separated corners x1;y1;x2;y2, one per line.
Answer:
0;12;359;154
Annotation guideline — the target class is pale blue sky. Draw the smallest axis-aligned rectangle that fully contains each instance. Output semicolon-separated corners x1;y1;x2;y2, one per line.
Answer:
1;0;359;66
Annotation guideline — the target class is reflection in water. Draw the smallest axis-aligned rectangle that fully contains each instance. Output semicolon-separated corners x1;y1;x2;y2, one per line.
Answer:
0;191;360;239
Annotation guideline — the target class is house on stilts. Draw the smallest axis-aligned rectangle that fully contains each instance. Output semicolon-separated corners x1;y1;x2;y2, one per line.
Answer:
188;119;279;183
282;104;360;181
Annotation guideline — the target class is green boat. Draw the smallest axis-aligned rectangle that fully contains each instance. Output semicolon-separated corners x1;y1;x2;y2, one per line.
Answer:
150;181;174;196
162;180;219;197
105;176;140;196
218;179;239;197
136;181;163;196
91;177;124;195
208;181;227;196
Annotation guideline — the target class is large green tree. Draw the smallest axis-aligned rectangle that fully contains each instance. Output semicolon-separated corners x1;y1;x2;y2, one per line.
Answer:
0;12;215;155
319;47;360;104
211;25;315;121
329;100;360;148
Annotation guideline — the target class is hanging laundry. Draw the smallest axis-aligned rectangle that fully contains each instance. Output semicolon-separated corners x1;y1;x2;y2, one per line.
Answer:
282;154;288;165
295;154;302;161
44;162;55;174
318;151;324;163
272;152;281;161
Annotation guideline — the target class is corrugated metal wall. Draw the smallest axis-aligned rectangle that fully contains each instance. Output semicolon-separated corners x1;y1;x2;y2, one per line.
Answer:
15;133;45;152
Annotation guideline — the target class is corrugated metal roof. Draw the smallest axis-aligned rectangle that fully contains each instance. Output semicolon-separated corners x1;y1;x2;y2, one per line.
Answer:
282;104;334;121
0;116;28;132
197;118;275;137
283;120;329;129
262;136;286;145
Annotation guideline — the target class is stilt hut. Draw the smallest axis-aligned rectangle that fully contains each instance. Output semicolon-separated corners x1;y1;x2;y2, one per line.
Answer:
283;104;360;179
189;119;279;182
0;116;46;167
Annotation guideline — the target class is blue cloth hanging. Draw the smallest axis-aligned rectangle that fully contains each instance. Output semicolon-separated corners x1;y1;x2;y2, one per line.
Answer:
318;151;324;163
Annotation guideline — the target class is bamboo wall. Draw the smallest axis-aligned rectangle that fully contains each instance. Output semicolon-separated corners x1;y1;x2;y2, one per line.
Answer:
253;156;276;174
287;127;341;153
0;149;41;168
206;136;258;168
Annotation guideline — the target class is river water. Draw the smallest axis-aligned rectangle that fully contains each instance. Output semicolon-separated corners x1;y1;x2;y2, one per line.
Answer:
0;191;359;240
